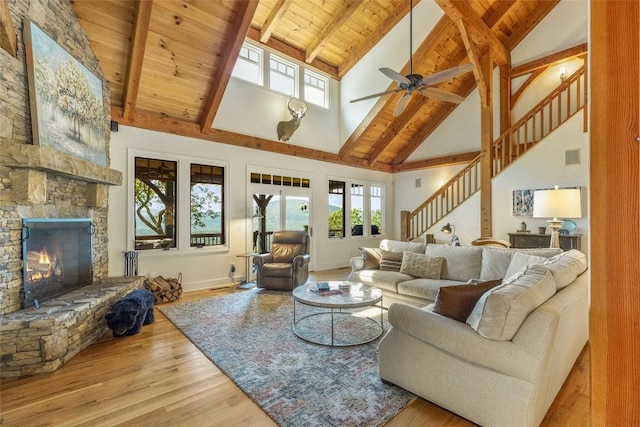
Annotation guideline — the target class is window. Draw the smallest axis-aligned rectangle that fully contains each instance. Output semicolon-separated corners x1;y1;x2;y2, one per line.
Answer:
269;54;298;96
370;185;383;235
328;179;384;238
232;41;330;102
232;42;262;84
134;157;177;250
190;164;225;247
304;69;328;107
351;183;364;235
328;180;345;238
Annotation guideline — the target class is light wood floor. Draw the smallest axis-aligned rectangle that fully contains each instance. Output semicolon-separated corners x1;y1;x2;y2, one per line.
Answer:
0;268;589;426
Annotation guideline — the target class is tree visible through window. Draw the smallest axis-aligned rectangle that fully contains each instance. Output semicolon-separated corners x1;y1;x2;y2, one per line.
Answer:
328;180;345;238
191;164;225;247
134;157;177;250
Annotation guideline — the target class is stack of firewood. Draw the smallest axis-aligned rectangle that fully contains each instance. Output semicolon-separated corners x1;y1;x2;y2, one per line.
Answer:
144;274;183;303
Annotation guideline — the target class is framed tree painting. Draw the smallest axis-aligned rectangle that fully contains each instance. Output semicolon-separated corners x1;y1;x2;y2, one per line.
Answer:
24;20;106;166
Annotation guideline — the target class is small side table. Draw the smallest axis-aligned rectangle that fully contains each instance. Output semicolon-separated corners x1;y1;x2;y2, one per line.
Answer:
236;253;258;288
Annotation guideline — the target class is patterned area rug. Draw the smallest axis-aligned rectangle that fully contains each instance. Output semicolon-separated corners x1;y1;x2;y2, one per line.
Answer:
159;289;415;427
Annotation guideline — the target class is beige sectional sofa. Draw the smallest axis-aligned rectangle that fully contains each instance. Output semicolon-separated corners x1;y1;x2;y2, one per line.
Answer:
351;240;589;427
349;239;563;307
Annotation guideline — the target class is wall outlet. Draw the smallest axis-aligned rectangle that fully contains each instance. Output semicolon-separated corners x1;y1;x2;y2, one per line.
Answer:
230;264;236;273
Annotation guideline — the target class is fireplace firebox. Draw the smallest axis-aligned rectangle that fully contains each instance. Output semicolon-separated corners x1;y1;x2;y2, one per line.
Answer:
22;218;94;308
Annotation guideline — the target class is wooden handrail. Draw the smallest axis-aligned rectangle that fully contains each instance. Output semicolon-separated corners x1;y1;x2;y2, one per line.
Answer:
405;65;587;240
492;66;586;176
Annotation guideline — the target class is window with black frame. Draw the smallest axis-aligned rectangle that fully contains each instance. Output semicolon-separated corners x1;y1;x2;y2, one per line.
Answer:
190;163;225;247
134;157;177;250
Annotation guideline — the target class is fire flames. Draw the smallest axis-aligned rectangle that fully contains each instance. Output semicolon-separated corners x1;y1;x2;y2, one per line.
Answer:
27;248;60;282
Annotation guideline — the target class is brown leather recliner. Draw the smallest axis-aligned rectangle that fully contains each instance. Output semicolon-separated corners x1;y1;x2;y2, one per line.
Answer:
253;230;310;290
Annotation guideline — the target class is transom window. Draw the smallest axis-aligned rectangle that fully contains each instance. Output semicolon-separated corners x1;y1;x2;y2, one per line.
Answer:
231;40;329;108
269;54;297;96
304;69;328;107
232;43;262;85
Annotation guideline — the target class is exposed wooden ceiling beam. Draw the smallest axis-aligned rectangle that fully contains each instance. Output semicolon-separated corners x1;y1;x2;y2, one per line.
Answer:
0;0;17;57
337;1;415;78
457;19;488;107
122;0;152;121
246;27;339;78
340;15;453;159
393;73;477;164
392;151;481;172
367;97;426;166
435;0;509;66
259;0;293;43
510;42;588;77
306;0;363;64
200;0;259;134
113;107;393;173
502;1;560;50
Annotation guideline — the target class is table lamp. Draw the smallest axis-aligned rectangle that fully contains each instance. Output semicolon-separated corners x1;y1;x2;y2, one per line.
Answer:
533;187;582;248
441;223;460;246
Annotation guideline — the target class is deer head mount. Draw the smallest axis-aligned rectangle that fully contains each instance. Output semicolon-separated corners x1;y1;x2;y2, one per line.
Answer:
277;96;308;142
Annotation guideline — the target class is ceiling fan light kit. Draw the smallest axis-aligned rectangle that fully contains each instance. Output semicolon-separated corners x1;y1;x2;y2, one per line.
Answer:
350;0;473;116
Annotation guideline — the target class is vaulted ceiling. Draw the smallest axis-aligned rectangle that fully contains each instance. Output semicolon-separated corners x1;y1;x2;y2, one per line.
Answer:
70;0;560;173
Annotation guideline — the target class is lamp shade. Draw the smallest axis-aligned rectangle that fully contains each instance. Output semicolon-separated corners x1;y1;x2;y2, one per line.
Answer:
533;188;582;219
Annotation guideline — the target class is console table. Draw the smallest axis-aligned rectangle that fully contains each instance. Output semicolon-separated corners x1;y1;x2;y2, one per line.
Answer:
508;233;582;251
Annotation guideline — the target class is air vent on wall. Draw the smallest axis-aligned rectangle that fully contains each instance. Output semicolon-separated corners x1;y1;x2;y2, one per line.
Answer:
565;149;580;165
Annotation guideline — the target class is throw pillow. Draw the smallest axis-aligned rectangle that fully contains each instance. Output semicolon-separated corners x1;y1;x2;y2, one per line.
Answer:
466;265;556;341
379;250;404;272
359;247;382;270
400;251;444;279
433;279;502;322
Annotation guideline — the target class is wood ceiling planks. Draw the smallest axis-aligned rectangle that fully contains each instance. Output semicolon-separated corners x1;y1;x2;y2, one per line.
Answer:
71;0;561;172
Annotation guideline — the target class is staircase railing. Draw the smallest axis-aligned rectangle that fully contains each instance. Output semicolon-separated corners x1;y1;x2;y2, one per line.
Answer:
405;65;586;240
492;65;586;176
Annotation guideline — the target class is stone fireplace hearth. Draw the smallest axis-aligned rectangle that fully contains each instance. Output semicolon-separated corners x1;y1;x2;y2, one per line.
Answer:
0;0;140;378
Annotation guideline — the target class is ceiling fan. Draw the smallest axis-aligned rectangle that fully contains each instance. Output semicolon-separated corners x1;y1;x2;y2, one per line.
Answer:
350;0;474;116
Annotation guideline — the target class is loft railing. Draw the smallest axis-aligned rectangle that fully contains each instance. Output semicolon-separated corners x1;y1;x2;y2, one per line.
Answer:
405;65;587;240
492;65;586;176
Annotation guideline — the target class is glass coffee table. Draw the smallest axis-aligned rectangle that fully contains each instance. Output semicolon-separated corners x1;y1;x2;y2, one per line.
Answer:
292;281;383;347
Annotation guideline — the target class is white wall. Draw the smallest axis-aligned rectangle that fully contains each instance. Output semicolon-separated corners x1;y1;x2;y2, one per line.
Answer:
108;126;392;291
214;76;342;153
339;0;445;143
393;0;589;250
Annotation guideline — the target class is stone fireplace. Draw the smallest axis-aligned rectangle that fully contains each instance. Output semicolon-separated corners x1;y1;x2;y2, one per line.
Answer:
0;0;143;378
22;218;94;309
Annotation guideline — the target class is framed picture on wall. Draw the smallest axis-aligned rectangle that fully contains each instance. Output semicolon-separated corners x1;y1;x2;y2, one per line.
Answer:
512;189;535;216
24;19;106;166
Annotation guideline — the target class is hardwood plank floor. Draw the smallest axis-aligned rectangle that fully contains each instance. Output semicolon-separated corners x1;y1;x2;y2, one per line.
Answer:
0;268;589;426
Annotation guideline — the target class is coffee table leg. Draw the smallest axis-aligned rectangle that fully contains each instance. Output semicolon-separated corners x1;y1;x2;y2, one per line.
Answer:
331;308;334;346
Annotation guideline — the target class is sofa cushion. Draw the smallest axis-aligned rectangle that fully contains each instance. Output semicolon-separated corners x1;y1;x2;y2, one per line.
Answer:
359;247;382;270
425;244;483;282
504;252;548;281
480;247;514;281
466;265;556;341
516;247;563;257
397;278;466;301
379;250;404;271
433;279;503;322
380;239;425;254
350;269;414;293
400;252;444;279
543;249;588;290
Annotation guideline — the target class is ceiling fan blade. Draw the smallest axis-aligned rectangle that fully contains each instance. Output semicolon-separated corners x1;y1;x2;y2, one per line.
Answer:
420;87;466;104
420;63;474;86
350;88;402;103
394;92;412;116
380;68;410;85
